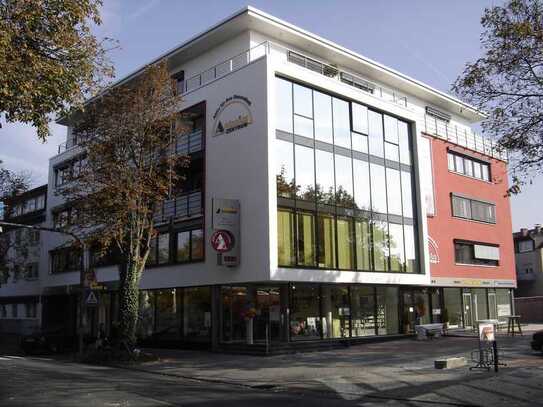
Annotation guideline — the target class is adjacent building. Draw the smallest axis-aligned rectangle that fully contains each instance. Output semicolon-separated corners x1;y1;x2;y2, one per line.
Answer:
0;185;47;335
514;225;543;297
0;7;516;350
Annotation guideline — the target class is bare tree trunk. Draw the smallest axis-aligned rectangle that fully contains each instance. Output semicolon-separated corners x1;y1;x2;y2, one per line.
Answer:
118;261;142;348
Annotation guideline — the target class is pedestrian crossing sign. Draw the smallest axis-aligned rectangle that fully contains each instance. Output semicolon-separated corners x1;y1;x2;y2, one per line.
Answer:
86;290;98;306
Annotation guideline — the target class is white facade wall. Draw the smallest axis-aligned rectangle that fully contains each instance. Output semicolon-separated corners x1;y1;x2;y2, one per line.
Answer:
31;14;487;294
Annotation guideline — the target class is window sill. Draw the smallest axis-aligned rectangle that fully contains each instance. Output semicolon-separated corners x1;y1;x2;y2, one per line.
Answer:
448;170;492;184
451;216;496;226
455;263;499;268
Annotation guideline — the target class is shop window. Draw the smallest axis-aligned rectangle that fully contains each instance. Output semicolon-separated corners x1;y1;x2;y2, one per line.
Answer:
25;303;37;318
290;284;322;340
155;289;181;340
351;286;376;337
183;287;211;341
322;286;350;339
376;287;399;335
443;288;462;328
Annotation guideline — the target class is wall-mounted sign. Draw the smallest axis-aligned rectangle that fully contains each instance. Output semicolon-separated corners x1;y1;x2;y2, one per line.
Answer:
211;198;240;267
213;95;252;136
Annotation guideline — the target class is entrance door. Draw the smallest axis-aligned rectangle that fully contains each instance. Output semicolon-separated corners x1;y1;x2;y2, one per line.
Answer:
254;287;282;343
462;293;473;328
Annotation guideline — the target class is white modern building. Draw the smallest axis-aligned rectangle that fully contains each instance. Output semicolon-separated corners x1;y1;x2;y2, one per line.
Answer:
1;7;515;351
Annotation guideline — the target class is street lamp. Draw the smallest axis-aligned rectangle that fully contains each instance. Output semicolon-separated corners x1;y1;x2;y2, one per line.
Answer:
0;221;88;356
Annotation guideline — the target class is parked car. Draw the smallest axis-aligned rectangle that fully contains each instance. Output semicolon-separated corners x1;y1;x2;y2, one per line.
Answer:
531;330;543;352
20;329;76;355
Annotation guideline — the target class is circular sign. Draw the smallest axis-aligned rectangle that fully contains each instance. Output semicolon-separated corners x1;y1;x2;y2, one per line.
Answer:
210;230;235;253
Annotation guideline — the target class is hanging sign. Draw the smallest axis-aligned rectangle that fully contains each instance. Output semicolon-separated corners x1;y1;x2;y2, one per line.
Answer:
211;198;240;267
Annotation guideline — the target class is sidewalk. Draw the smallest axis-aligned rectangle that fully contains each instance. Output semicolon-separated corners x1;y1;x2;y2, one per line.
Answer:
127;325;543;406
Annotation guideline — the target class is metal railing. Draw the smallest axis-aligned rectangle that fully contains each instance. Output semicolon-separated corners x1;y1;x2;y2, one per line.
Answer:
423;115;508;161
177;42;269;95
174;129;203;155
279;45;408;108
153;190;202;224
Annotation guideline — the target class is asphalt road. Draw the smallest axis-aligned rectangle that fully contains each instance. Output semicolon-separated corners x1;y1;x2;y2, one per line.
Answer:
0;354;419;407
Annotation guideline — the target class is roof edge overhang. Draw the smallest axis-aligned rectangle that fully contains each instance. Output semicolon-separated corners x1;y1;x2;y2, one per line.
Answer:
57;5;485;125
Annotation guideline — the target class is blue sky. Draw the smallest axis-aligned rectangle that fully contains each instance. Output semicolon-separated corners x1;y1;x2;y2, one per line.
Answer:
0;0;540;230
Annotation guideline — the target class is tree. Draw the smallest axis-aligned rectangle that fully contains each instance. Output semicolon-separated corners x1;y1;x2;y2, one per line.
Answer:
0;160;31;199
60;61;189;349
453;0;543;188
0;0;114;140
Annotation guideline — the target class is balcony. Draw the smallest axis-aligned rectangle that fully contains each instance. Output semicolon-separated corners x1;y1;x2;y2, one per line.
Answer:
178;42;268;95
174;129;203;155
423;114;508;161
154;190;202;224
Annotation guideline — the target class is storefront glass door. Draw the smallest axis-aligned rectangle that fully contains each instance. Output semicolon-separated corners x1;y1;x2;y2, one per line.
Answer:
254;287;282;343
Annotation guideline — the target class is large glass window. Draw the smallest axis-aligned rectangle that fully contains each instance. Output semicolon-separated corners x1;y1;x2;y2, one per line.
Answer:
317;213;336;268
297;211;316;266
376;286;399;334
454;241;499;266
274;77;419;274
295;144;315;200
293;84;313;118
368;110;384;157
184;287;211;341
313;91;333;143
277;209;295;266
452;195;496;224
386;168;402;216
155;289;181;339
351;103;368;135
333;98;351;148
373;220;388;271
388;223;405;272
370;164;387;214
276;78;293;133
337;217;354;269
351;286;376;336
315;149;335;204
322;286;350;338
290;284;322;340
355;218;371;271
275;139;295;198
335;154;354;206
443;288;462;328
353;159;370;211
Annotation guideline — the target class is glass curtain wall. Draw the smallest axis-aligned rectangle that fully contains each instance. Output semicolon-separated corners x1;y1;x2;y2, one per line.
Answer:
275;76;418;274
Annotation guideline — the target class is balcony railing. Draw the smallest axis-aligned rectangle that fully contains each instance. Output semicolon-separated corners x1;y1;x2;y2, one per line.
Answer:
423;115;508;161
174;129;203;155
153;190;202;224
177;42;269;95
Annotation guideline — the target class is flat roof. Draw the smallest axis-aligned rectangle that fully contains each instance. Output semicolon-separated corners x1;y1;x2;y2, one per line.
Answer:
59;6;485;124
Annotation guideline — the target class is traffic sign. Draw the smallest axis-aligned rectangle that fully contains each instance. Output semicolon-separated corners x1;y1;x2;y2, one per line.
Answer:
85;290;98;306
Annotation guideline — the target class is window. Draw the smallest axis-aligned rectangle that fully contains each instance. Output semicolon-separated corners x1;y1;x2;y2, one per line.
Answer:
332;98;351;148
53;207;78;229
290;284;322;340
51;248;82;273
454;241;499;266
25;263;39;280
12;304;18;318
275;78;292;133
25;303;37;318
313;91;333;143
368;110;384;157
275;139;295;199
0;305;6;318
274;77;419;274
447;151;490;181
451;194;496;224
518;240;534;253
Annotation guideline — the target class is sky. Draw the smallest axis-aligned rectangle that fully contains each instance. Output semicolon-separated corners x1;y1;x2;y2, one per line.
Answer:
0;0;540;231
